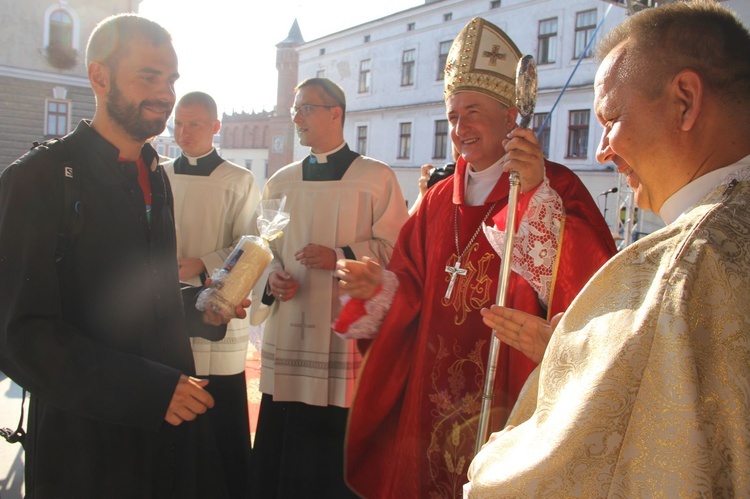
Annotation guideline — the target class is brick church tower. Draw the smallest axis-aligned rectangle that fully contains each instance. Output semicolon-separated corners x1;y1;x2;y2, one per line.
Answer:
267;19;304;177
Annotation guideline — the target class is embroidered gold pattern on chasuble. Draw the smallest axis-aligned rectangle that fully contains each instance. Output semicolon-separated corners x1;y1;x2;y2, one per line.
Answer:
427;336;486;498
467;171;750;497
442;245;496;325
425;246;498;497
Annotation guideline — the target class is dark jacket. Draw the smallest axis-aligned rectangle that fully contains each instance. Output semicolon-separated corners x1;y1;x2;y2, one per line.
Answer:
0;121;228;498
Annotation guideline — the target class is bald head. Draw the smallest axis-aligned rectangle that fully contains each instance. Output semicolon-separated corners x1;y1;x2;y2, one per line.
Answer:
86;14;172;71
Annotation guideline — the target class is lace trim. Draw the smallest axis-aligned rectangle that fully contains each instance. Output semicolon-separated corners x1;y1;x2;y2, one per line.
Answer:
333;270;399;340
482;176;563;308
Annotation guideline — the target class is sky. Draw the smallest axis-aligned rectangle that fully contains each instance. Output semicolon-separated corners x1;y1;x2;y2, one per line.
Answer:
139;0;423;115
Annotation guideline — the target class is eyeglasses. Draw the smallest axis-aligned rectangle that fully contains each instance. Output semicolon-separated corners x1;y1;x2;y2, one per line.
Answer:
290;104;335;117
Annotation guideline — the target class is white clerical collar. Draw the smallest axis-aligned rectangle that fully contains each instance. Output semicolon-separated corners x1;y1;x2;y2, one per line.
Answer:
464;158;504;206
660;154;750;225
183;148;216;166
310;142;346;164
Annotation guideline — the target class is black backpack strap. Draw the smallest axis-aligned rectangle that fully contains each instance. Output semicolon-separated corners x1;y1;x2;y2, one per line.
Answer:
28;139;82;263
55;157;83;262
0;388;26;449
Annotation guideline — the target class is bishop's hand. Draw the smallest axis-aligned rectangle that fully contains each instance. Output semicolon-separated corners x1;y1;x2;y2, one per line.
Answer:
500;127;545;194
336;256;383;300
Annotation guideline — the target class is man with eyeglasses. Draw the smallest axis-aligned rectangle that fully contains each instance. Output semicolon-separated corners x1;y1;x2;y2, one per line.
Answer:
249;77;409;498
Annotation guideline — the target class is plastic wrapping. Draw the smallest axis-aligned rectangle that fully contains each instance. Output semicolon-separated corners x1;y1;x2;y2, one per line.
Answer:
196;198;289;322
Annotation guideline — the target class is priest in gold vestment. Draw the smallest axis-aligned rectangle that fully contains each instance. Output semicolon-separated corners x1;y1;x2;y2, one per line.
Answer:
466;2;750;496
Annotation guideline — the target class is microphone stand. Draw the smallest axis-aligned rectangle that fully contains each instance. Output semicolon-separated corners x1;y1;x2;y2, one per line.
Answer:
602;190;611;228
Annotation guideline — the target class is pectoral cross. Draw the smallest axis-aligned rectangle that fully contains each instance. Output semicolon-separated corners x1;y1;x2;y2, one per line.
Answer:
290;312;315;340
445;260;468;300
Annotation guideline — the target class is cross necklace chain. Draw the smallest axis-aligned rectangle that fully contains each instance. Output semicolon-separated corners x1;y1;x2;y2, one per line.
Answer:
444;201;498;300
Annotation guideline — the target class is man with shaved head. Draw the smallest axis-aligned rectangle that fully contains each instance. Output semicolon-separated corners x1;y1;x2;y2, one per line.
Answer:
0;14;242;497
468;1;750;495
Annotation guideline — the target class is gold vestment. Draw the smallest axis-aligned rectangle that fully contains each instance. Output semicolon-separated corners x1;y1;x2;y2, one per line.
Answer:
467;166;750;497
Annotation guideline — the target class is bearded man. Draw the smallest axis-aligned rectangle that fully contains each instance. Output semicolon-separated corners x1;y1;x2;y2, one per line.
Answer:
0;14;245;498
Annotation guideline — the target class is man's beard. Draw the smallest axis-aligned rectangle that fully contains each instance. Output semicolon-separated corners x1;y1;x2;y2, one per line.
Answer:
106;79;173;142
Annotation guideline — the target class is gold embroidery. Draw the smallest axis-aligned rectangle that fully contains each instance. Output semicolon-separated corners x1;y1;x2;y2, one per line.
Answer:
427;335;487;498
442;244;496;325
466;176;750;497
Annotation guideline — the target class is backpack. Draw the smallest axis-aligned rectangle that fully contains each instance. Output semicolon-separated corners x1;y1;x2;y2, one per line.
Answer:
41;138;84;262
0;138;82;449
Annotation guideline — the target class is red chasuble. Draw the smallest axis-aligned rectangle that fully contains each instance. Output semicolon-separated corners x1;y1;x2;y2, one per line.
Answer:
345;158;616;498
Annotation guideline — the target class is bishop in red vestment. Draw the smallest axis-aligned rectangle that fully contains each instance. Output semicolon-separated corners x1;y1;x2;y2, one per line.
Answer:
334;18;617;498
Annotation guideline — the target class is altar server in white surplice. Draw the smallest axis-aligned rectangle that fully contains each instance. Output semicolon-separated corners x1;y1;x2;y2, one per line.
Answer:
165;91;260;499
249;78;409;498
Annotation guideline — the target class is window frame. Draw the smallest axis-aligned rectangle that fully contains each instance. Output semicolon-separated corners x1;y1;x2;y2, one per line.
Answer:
356;125;368;155
397;122;412;160
533;113;551;158
437;40;452;80
566;109;590;159
358;59;372;94
537;17;558;65
401;49;416;87
43;4;80;52
574;9;597;59
45;98;70;137
432;119;449;160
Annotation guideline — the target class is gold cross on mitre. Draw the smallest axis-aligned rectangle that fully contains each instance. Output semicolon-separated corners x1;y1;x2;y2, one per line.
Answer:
482;45;507;65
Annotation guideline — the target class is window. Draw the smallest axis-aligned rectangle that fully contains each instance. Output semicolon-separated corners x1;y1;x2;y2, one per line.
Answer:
443;13;452;22
574;10;597;59
168;145;180;158
244;160;253;170
401;49;415;86
398;122;412;159
45;99;69;137
358;59;371;93
319;48;326;56
49;10;73;48
567;110;590;158
156;144;166;156
407;22;415;31
490;0;501;8
316;69;326;78
533;113;551;157
45;8;78;69
437;40;452;80
433;120;449;159
537;18;557;64
357;126;368;155
364;34;371;43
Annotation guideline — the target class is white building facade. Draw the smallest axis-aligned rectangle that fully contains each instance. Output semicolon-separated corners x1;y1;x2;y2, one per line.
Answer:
292;0;750;237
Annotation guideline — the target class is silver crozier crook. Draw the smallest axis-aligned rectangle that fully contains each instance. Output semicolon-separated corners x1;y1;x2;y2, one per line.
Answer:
475;54;538;456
